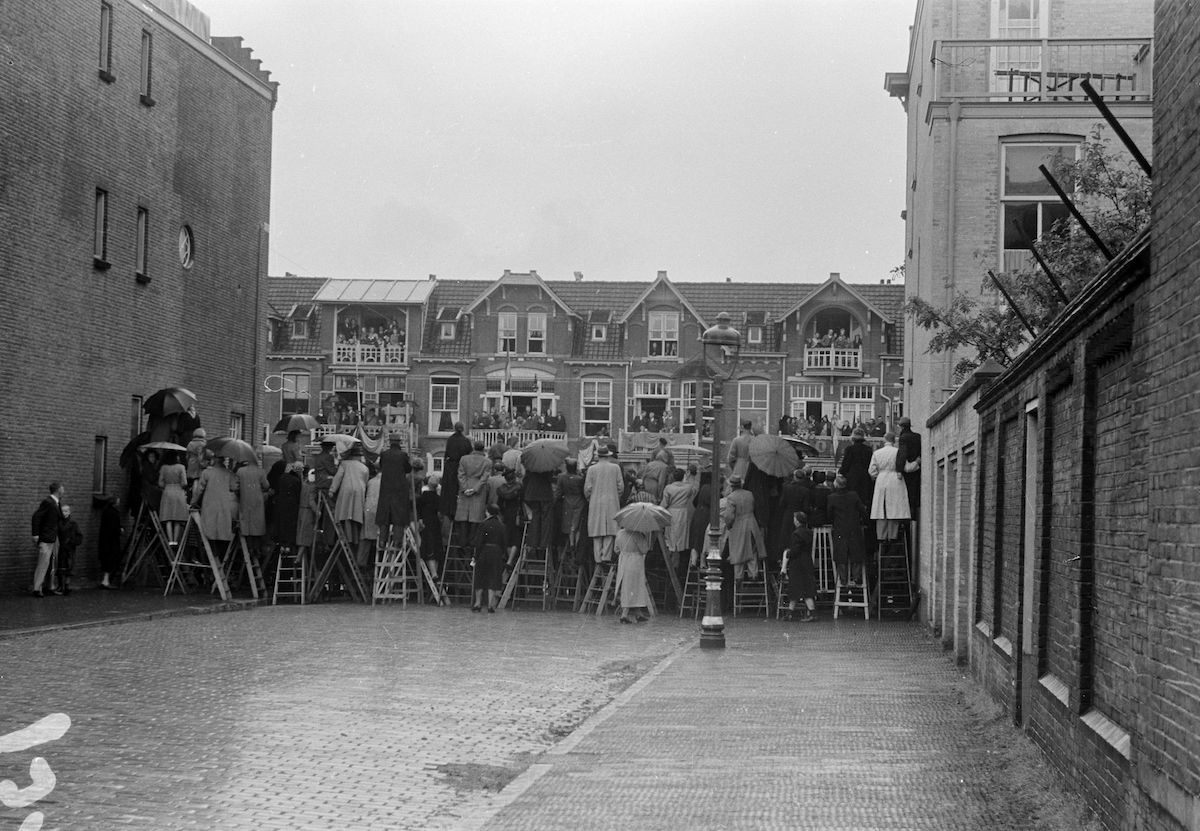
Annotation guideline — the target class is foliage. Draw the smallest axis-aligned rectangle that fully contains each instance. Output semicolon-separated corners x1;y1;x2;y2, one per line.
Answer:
905;125;1152;381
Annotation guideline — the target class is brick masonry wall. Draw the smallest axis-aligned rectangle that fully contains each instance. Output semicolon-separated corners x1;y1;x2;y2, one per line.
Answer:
0;0;273;589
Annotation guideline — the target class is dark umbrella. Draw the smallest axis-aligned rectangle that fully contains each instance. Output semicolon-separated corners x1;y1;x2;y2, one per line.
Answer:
748;434;801;478
207;437;259;466
520;438;570;473
143;387;198;417
273;413;320;434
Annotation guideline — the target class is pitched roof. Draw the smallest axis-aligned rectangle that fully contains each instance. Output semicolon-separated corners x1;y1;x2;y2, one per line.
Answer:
615;272;707;325
776;274;899;325
266;275;327;357
462;270;575;316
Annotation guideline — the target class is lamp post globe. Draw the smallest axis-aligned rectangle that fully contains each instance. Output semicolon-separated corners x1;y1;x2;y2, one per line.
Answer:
699;311;741;650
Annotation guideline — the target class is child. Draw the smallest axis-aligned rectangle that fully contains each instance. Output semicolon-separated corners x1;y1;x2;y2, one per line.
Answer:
781;510;817;622
417;475;443;578
55;505;83;595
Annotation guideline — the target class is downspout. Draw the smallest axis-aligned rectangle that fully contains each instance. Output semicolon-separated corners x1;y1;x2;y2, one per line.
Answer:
944;99;962;398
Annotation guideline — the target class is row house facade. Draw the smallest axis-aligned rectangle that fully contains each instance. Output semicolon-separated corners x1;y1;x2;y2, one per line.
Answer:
265;270;905;471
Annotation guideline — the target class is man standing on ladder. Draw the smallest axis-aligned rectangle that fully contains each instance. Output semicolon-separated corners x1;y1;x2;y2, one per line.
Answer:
376;434;413;547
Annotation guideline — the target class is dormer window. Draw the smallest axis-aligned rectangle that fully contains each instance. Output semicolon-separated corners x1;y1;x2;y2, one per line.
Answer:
591;324;607;341
440;322;456;340
747;325;763;344
291;318;308;339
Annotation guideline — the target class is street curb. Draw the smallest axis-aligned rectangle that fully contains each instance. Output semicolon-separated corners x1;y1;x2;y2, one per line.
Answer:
454;636;697;831
0;597;266;641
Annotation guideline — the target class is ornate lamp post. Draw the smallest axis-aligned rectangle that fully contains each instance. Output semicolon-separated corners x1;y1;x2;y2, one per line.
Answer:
699;312;741;650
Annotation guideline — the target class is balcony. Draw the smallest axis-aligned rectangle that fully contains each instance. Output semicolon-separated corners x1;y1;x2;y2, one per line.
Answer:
804;347;862;375
333;341;406;366
932;38;1152;103
470;428;569;449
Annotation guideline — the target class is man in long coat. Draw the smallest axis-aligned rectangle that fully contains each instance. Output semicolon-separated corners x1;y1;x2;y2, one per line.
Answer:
720;475;764;580
376;435;412;544
894;417;922;520
455;441;492;539
726;420;754;480
440;422;472;520
583;446;622;562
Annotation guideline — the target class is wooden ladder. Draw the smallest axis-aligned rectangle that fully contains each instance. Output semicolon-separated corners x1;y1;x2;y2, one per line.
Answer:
578;560;617;616
272;546;307;605
436;522;475;605
833;562;871;620
219;532;267;600
164;511;231;601
875;533;912;616
307;494;368;603
551;555;585;611
811;525;837;596
733;568;771;619
122;505;174;587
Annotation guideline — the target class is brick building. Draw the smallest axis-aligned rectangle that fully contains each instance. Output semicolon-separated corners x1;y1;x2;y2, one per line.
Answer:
916;3;1200;828
265;270;905;471
885;0;1154;617
0;0;275;589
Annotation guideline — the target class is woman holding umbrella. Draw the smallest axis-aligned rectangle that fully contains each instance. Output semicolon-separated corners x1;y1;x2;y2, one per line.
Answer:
612;502;669;624
192;456;237;547
157;450;190;546
329;444;370;545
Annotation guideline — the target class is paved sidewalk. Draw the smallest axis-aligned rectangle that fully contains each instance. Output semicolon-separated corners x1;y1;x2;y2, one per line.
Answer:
469;618;1095;831
0;586;260;639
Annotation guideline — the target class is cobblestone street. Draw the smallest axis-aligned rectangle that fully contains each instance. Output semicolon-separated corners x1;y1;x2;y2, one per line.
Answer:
1;606;1096;830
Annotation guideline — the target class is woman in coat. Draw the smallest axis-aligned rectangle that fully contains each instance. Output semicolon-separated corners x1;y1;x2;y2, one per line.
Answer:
157;450;190;546
868;432;910;541
838;428;875;509
272;461;303;550
659;468;694;565
555;459;586;559
720;475;763;580
614;528;652;624
329;446;370;545
827;474;869;584
471;503;508;612
295;468;319;563
235;461;271;541
359;466;382;572
688;471;715;568
192;457;236;543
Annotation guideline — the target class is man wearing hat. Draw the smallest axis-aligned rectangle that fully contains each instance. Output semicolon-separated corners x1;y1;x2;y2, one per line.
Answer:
583;445;622;563
894;416;921;520
376;434;413;545
311;438;339;501
185;427;208;495
727;419;754;480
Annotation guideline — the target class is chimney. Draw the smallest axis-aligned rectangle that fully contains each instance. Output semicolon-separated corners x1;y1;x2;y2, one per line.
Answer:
503;269;511;277
725;277;731;283
428;273;437;281
573;271;583;282
657;270;667;281
830;272;840;281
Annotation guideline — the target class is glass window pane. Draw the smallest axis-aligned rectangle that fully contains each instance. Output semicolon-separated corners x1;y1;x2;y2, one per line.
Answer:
1004;145;1072;196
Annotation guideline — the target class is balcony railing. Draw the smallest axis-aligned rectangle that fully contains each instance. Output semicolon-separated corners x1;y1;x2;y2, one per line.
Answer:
312;423;417;451
333;342;407;365
932;38;1152;102
804;347;862;373
470;428;569;449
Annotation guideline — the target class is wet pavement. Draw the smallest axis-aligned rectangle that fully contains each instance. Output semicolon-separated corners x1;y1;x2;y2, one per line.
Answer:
0;604;1098;830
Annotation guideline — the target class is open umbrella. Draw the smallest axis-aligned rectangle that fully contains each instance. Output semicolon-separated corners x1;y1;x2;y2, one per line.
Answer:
207;437;259;466
780;435;820;457
748;434;801;478
319;433;361;455
613;502;672;534
520;438;570;473
273;413;320;434
143;387;198;417
138;441;187;453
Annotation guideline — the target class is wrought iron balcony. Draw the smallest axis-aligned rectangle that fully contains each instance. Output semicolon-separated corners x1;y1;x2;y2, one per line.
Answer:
932;38;1152;102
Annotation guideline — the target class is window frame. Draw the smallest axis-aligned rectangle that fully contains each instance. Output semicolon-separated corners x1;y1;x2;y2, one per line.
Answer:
93;436;108;495
999;140;1079;273
291;318;309;340
429;375;461;434
98;2;115;82
93;188;110;268
497;311;518;354
747;325;763;344
648;310;680;357
591;324;607;342
281;371;311;417
680;380;714;435
737;379;770;432
580;377;613;437
439;321;456;340
229;412;245;440
139;29;155;106
527;311;547;354
135;206;150;282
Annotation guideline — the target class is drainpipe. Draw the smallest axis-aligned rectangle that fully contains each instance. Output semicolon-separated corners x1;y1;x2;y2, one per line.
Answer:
944;99;962;400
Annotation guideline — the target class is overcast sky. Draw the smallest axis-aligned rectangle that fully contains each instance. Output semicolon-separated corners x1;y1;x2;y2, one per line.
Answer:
196;0;915;284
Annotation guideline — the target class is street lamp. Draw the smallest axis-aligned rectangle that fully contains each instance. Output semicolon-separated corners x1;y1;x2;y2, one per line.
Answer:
699;311;741;650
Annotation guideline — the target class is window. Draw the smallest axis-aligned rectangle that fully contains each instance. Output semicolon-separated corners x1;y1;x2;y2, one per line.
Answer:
430;376;460;433
581;378;612;436
591;324;607;341
93;436;107;494
839;403;875;425
648;311;679;356
440;321;456;340
376;375;407;407
737;380;769;432
129;395;143;439
135;207;149;281
93;189;109;267
789;383;824;400
229;412;244;440
527;312;547;354
291;318;309;339
282;372;310;415
498;312;518;353
840;384;874;401
139;30;155;105
98;2;114;81
1001;142;1076;272
747;325;763;344
178;225;194;269
680;380;714;436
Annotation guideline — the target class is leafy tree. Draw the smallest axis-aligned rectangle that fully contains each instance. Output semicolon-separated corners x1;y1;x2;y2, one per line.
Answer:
905;125;1151;381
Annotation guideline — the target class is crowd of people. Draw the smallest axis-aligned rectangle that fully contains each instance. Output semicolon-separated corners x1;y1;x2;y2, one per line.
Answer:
805;328;863;349
53;413;921;620
778;413;891;439
336;316;406;351
470;407;568;433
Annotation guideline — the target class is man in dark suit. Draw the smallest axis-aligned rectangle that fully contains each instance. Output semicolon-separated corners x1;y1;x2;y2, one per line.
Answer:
31;482;65;597
376;435;413;545
895;417;922;519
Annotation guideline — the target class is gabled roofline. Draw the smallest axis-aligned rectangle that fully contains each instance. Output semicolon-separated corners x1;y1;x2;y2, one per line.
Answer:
462;270;576;316
616;271;707;326
776;274;896;325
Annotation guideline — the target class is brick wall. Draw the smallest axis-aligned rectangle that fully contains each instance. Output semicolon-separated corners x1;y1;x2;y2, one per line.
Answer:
0;0;274;589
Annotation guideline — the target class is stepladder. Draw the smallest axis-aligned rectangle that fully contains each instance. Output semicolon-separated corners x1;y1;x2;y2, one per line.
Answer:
875;530;913;617
551;553;586;611
833;561;871;620
578;558;617;616
500;526;553;611
374;522;445;606
164;511;231;601
219;530;267;600
437;521;475;605
272;545;307;605
306;493;369;603
122;505;174;587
